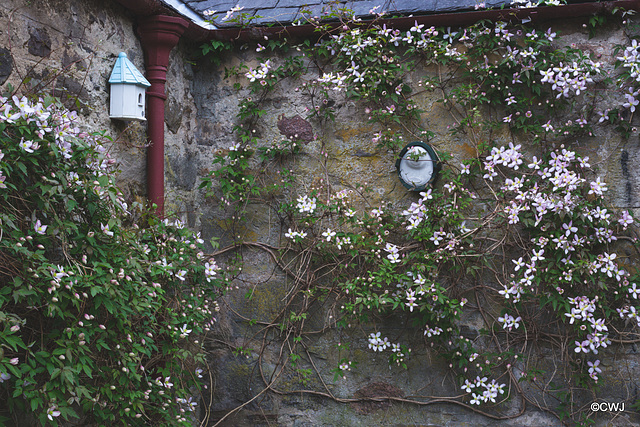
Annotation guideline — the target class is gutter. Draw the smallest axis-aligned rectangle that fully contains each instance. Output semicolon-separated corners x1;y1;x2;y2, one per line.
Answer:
158;0;217;30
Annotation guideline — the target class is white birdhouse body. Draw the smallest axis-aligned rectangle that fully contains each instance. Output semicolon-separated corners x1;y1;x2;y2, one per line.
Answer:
109;52;150;121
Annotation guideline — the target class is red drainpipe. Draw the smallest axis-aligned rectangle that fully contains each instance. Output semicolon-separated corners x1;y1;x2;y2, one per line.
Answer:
137;15;188;217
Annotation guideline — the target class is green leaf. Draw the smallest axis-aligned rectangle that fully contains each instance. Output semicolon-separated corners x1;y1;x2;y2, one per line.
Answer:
51;368;61;380
82;364;93;379
30;397;42;412
16;161;27;175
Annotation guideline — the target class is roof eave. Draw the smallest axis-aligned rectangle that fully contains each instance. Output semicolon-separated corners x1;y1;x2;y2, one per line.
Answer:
204;0;640;42
114;0;640;43
158;0;218;30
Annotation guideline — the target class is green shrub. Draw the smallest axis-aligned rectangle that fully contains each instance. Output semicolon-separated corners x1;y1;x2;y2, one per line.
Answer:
0;95;225;425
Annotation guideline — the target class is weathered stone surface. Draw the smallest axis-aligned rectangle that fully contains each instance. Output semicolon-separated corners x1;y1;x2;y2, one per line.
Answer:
168;150;198;191
27;27;52;57
0;47;12;85
351;382;404;414
616;141;640;209
62;48;87;71
165;94;184;133
54;75;92;114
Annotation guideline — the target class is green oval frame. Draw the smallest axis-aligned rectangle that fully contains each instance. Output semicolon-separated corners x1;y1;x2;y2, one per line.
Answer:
395;141;441;191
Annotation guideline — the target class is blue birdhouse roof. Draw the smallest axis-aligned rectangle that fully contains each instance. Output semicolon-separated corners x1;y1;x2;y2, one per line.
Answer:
109;52;151;87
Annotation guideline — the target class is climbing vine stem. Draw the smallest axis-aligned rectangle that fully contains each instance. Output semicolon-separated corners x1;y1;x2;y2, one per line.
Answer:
200;5;640;425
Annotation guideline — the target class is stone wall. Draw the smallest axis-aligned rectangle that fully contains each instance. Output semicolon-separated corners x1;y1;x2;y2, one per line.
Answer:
0;0;199;207
189;17;640;427
2;0;640;426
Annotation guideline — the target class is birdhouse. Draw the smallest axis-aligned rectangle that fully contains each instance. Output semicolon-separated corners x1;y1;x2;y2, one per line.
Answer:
108;52;150;121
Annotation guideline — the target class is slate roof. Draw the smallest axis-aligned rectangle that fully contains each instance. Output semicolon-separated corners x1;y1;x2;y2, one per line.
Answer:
159;0;515;28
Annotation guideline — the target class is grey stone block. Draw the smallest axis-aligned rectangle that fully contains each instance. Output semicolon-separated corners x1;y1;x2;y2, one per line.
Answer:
169;151;198;191
28;27;52;58
0;47;13;85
